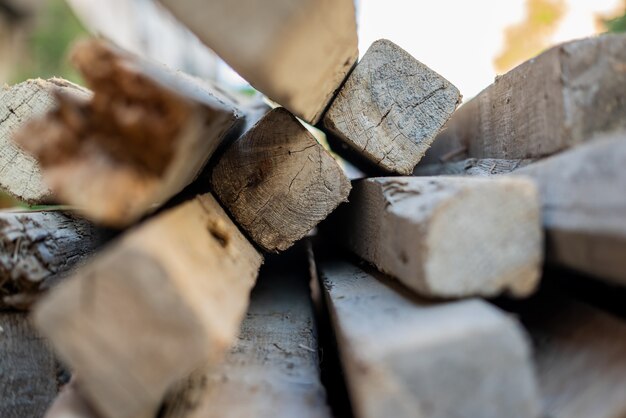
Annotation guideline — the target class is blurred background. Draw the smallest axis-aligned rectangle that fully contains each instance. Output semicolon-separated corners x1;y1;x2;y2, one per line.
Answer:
1;0;625;97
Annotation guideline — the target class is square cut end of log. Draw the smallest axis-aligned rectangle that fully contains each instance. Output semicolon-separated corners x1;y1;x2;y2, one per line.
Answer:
212;107;351;253
343;176;543;298
323;39;461;175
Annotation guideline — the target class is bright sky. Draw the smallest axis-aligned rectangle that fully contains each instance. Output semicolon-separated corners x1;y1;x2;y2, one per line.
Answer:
356;0;622;100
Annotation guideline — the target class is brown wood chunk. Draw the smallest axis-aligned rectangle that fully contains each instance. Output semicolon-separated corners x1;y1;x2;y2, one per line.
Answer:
212;107;351;253
34;193;263;418
159;0;358;124
323;39;461;175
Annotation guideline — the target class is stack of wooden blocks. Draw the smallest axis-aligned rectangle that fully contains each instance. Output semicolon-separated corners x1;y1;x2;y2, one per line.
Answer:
1;1;626;418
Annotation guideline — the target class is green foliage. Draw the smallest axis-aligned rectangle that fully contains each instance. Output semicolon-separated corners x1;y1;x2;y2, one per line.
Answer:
11;0;88;84
605;12;626;33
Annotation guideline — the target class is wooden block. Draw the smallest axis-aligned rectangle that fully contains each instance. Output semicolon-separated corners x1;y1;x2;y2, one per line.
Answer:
0;78;88;204
159;0;358;124
317;259;540;418
514;131;626;285
513;293;626;418
422;34;626;165
0;312;59;418
212;107;351;253
323;40;461;175
334;176;542;298
163;255;331;418
413;158;534;177
15;39;242;227
34;193;263;418
0;210;104;310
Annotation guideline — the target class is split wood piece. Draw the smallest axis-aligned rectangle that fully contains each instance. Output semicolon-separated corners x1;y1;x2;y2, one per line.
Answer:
15;39;242;227
0;312;59;418
0;78;89;204
159;0;358;124
514;131;626;286
212;107;351;253
34;193;263;418
323;39;461;175
335;177;542;298
516;293;626;418
163;256;330;418
413;158;534;177
317;259;540;418
0;210;103;310
421;34;626;165
44;378;101;418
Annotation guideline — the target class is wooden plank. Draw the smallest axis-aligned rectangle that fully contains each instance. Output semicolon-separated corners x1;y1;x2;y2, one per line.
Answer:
15;39;242;227
323;39;461;175
212;107;351;253
514;131;626;285
413;158;534;177
0;312;59;418
0;78;88;204
162;254;330;418
316;259;540;418
511;292;626;418
0;210;104;310
421;34;626;164
34;193;263;418
333;176;542;298
159;0;358;124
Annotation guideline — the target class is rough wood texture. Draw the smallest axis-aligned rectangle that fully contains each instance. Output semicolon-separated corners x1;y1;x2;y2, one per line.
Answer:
317;259;539;418
323;39;461;175
516;293;626;418
335;177;542;298
514;132;626;285
163;255;330;418
0;312;59;418
159;0;358;124
15;39;242;227
0;210;101;310
422;34;626;165
212;107;351;253
0;78;88;204
34;193;263;418
413;158;534;177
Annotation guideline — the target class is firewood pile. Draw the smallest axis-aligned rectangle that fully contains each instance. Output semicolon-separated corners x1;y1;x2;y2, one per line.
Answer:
1;1;626;418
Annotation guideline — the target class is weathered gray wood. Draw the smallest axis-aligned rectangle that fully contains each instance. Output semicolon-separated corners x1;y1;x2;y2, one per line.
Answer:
514;131;626;285
323;39;461;175
0;312;59;418
317;259;539;418
335;177;542;298
422;34;626;164
518;294;626;418
0;78;88;204
15;39;242;227
413;158;534;177
159;0;358;124
163;257;330;418
0;210;102;310
212;107;351;253
34;193;263;418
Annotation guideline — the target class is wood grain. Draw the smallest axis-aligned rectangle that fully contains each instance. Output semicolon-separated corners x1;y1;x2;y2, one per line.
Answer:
317;259;539;418
159;0;358;124
163;256;330;418
335;176;542;298
0;312;59;418
15;39;242;227
0;210;101;310
514;131;626;285
323;39;461;175
212;107;351;253
0;78;88;204
34;193;263;418
422;34;626;164
413;158;534;177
